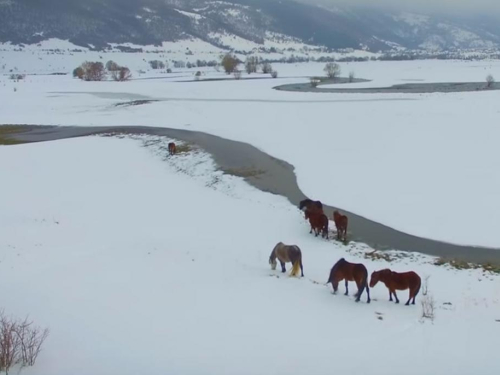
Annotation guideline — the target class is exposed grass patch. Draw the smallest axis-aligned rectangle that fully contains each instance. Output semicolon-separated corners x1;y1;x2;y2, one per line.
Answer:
174;143;194;154
434;257;500;274
0;125;30;145
364;249;395;262
223;167;265;178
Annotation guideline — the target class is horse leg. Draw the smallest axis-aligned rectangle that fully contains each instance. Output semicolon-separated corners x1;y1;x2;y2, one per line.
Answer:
406;289;414;306
366;285;370;303
389;289;393;301
393;290;400;304
280;261;286;273
300;260;304;277
344;280;349;296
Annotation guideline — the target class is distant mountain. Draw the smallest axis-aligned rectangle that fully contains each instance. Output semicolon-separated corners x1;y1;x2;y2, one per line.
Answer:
1;0;500;52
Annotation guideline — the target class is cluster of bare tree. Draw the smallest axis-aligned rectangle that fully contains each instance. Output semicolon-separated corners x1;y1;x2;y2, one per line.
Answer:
73;60;132;82
220;54;278;79
0;312;49;375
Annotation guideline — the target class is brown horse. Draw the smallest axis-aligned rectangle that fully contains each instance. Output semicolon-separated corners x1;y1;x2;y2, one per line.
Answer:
370;269;421;305
326;258;370;303
269;242;304;277
307;212;329;238
333;210;348;241
300;199;323;220
168;142;176;155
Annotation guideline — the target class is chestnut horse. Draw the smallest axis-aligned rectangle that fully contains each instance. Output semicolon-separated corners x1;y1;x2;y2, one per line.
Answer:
370;269;421;305
299;199;323;220
168;142;176;155
269;242;304;277
327;258;370;303
333;210;348;241
307;212;329;238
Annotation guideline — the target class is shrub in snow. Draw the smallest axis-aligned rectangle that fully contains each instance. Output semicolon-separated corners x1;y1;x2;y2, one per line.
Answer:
111;67;132;82
221;53;239;74
349;71;355;82
9;74;25;81
271;71;278;79
262;63;273;74
72;67;84;79
324;62;341;79
166;68;172;74
105;60;120;72
233;70;242;80
420;276;435;322
245;56;260;74
79;61;106;81
486;74;495;88
195;71;202;81
149;60;165;70
0;311;49;374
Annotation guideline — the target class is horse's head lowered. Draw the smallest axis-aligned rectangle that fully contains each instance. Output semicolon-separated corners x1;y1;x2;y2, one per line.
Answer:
370;269;390;288
269;256;277;270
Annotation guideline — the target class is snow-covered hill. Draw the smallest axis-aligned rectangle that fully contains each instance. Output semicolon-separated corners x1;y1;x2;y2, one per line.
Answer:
1;0;500;53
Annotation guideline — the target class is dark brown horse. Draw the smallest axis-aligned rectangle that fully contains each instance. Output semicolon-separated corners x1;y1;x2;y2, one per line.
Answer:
307;212;329;238
269;242;304;277
299;199;323;220
168;142;176;155
327;258;370;303
370;269;421;305
333;210;348;241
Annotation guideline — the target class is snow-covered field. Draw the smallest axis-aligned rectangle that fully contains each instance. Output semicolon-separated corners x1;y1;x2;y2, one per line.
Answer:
2;52;500;247
1;135;499;375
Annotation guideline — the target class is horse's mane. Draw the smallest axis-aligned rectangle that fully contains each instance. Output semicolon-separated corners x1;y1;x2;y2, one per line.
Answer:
299;199;312;210
331;258;346;273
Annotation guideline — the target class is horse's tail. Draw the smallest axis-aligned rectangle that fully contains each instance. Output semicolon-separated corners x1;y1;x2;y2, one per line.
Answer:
414;273;422;298
358;268;370;302
291;257;301;277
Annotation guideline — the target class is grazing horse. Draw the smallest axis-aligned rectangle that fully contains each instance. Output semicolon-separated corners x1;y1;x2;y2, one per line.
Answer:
333;210;348;241
300;199;324;220
326;258;370;303
168;142;176;155
370;269;421;305
307;213;329;238
269;242;304;277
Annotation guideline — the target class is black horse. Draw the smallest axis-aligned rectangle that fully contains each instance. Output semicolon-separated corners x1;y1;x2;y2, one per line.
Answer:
299;199;323;211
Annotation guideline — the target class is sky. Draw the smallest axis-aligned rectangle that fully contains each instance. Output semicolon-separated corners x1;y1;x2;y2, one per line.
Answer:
297;0;500;17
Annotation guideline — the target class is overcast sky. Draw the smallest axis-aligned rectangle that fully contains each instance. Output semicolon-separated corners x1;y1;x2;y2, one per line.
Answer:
296;0;500;17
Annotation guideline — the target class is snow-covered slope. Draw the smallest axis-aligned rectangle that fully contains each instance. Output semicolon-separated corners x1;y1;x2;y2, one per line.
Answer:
1;0;500;52
1;135;499;375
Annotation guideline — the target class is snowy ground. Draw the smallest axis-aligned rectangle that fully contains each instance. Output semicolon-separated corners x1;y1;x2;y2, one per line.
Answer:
2;56;500;247
1;135;499;375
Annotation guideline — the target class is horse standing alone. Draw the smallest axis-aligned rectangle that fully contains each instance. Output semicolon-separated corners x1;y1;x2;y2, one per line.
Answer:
327;258;370;303
269;242;304;277
333;210;348;241
370;269;421;305
168;142;176;155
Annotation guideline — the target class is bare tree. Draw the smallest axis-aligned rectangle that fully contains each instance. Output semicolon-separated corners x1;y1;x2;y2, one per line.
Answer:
233;70;242;80
245;56;260;74
271;71;278;78
72;67;84;79
15;318;49;367
149;60;165;70
80;61;106;81
262;63;273;74
420;276;435;322
0;312;20;375
221;54;239;74
348;71;355;83
111;67;132;82
105;60;120;72
324;62;341;79
486;74;495;88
